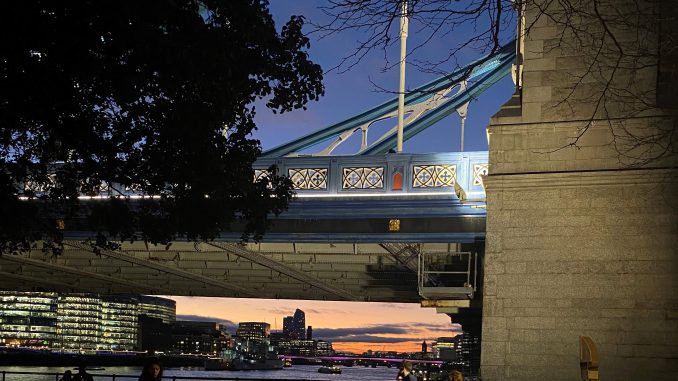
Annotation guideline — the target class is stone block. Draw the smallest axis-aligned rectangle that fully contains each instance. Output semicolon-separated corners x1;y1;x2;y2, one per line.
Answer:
484;326;510;341
523;39;544;58
481;342;507;366
520;102;543;123
509;340;577;355
524;57;556;71
512;316;556;329
483;316;508;329
523;86;552;103
505;262;527;274
527;25;561;41
484;274;498;296
485;260;505;275
479;365;505;381
505;353;572;368
507;365;576;381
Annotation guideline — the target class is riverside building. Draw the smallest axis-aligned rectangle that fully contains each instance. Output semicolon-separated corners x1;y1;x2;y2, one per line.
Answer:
0;291;174;351
139;295;176;324
236;322;270;340
0;291;58;348
57;294;102;350
100;295;139;350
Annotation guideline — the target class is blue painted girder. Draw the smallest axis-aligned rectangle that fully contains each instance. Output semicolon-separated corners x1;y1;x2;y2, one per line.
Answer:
218;196;486;243
261;41;516;157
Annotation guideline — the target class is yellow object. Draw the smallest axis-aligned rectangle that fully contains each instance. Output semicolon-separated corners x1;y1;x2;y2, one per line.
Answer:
579;336;600;380
388;219;401;232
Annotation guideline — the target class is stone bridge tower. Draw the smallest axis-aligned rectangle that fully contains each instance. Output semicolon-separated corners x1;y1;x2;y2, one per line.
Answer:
481;1;677;380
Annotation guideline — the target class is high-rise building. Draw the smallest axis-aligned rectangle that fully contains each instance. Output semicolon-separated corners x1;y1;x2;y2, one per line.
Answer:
282;316;293;338
306;326;312;340
0;291;58;347
291;309;305;340
282;309;305;339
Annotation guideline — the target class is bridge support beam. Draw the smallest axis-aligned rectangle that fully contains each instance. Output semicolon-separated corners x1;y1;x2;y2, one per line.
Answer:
208;242;360;301
64;241;257;297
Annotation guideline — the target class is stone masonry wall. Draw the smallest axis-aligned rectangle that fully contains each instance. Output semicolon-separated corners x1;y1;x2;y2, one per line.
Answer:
481;169;678;380
480;0;678;380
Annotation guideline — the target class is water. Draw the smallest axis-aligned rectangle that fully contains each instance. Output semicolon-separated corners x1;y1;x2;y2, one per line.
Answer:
0;365;400;381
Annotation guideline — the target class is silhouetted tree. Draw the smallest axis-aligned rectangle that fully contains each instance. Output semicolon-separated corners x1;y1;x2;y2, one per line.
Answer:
0;0;324;254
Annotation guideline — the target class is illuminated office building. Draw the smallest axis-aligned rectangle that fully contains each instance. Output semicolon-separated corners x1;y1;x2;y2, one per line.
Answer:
139;295;176;324
282;309;305;339
100;295;138;350
57;294;102;350
0;292;175;351
0;291;58;347
236;322;270;340
172;321;224;355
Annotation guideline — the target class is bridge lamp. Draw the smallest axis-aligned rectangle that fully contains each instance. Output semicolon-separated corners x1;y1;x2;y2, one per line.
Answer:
397;0;408;153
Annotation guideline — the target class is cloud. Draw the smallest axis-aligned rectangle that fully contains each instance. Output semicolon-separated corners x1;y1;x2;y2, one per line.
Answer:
176;314;238;333
257;306;348;316
328;335;418;344
313;324;409;339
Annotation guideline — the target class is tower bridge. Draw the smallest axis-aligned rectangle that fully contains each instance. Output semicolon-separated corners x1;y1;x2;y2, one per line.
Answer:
2;2;677;379
1;42;513;312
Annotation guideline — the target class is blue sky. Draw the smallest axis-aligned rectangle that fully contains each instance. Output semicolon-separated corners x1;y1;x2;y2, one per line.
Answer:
252;0;516;155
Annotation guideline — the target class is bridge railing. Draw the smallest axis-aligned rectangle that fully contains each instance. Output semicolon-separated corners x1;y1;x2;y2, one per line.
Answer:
254;152;488;200
17;152;489;202
418;251;477;300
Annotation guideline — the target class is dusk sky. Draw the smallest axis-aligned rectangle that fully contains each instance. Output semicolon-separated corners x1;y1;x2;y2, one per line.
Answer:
171;1;514;354
169;297;460;353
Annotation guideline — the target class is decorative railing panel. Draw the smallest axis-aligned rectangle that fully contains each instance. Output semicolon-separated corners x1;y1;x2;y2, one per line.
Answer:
472;164;489;187
288;168;328;190
412;165;456;188
342;167;384;189
254;169;269;182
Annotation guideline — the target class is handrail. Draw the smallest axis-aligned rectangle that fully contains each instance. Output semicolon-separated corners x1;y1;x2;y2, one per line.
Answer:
0;370;327;381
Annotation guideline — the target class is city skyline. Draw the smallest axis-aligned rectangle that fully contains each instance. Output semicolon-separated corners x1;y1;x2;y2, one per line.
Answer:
168;296;461;353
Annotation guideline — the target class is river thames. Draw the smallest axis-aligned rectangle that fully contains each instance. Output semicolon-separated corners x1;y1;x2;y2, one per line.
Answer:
0;365;402;381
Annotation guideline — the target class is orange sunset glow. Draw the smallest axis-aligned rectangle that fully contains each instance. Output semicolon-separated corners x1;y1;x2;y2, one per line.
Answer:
167;296;461;354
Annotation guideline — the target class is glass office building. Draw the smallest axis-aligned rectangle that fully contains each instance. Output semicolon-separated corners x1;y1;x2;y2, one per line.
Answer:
236;322;270;340
57;294;102;350
139;295;176;324
0;291;58;347
100;295;139;350
0;292;175;351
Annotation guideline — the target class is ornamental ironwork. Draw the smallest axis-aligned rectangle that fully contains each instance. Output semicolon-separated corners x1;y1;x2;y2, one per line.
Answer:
288;168;328;190
473;164;489;186
342;167;384;189
412;165;456;188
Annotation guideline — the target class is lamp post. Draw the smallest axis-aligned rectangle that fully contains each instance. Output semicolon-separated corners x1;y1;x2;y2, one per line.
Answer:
396;0;408;153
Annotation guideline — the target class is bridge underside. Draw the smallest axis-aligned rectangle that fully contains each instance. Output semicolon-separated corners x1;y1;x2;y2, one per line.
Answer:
0;193;485;305
0;240;477;303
